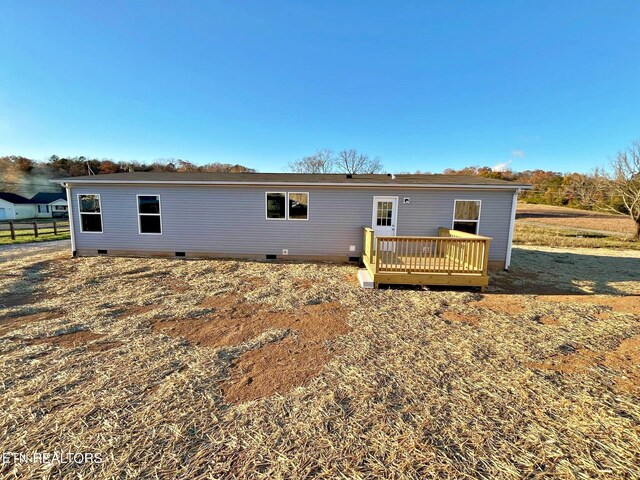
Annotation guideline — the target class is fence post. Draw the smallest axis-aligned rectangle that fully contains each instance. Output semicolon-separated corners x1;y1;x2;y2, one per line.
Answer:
9;221;15;240
33;222;38;238
53;221;58;235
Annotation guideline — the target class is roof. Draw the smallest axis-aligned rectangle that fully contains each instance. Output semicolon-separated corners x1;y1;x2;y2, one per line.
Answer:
0;192;33;204
30;192;67;203
53;172;531;189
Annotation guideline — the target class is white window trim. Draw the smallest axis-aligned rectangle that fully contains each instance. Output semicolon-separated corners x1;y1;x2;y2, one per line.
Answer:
137;194;162;235
77;194;103;234
287;192;309;221
452;199;482;233
371;196;399;233
265;192;287;220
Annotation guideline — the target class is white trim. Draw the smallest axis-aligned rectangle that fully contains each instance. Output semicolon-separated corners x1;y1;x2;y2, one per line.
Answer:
505;190;519;270
452;199;482;234
265;192;287;220
372;196;399;236
77;193;103;234
54;179;531;190
65;185;76;253
136;194;163;235
287;192;309;221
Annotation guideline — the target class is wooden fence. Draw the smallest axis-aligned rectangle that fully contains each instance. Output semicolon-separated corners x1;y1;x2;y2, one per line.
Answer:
1;221;71;240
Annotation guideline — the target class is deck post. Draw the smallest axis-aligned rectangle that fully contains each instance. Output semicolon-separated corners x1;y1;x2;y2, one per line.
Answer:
9;221;15;240
369;230;375;262
375;237;381;274
482;239;491;276
33;222;38;238
53;221;58;235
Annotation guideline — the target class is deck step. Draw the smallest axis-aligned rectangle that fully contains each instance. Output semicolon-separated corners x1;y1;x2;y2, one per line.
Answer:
358;269;374;289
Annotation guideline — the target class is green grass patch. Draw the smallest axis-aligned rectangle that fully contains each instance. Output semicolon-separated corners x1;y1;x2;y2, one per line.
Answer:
0;228;70;245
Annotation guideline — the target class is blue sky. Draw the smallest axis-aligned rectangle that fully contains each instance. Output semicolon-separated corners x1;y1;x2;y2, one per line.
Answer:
1;1;639;173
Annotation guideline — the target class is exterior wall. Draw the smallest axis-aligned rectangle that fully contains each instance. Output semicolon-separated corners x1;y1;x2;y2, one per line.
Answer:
50;199;69;217
35;204;52;218
0;199;16;220
13;204;37;220
69;184;516;263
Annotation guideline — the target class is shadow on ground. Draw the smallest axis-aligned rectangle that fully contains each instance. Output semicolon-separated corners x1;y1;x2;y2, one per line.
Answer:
490;247;639;296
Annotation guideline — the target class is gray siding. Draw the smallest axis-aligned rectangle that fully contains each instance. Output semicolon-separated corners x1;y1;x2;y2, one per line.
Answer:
70;185;515;261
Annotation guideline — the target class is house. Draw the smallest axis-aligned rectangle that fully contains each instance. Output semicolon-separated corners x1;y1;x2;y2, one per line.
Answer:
0;192;38;220
30;192;68;218
53;172;531;289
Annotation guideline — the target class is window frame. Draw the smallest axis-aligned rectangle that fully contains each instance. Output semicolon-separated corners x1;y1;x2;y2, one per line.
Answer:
136;194;163;235
265;192;288;221
451;199;482;234
287;192;309;221
77;194;103;234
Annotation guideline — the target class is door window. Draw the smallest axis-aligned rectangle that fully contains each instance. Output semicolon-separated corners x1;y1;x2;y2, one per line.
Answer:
376;201;393;226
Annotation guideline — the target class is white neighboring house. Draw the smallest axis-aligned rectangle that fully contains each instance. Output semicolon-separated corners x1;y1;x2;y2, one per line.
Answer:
30;192;69;218
0;193;38;220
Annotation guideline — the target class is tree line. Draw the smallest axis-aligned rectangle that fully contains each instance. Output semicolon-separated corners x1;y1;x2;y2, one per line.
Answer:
1;141;638;238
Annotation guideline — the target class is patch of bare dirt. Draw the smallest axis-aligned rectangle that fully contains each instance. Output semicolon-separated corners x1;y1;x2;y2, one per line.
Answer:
292;277;314;290
471;294;527;315
199;294;243;310
153;296;351;403
26;330;105;348
537;315;559;326
114;305;156;320
167;279;191;293
343;273;359;285
87;340;123;352
223;336;333;404
535;295;640;316
440;310;479;325
0;310;62;336
526;335;640;394
238;276;269;289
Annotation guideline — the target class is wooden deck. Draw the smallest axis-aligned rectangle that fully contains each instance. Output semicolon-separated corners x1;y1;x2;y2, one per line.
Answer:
361;227;492;290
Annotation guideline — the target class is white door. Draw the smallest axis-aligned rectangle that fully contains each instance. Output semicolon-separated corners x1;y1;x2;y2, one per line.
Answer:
372;196;398;251
0;208;5;220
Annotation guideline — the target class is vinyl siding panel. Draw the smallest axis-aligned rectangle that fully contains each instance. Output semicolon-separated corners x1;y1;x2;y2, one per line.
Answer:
70;185;515;262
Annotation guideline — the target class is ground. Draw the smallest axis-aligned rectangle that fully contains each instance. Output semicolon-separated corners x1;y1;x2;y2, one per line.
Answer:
516;203;635;235
515;203;639;250
1;241;638;478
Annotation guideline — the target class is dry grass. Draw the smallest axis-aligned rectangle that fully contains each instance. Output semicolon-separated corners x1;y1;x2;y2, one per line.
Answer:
517;203;635;235
0;243;639;478
514;223;640;250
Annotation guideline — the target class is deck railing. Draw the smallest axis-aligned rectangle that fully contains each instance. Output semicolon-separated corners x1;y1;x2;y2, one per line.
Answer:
363;227;491;276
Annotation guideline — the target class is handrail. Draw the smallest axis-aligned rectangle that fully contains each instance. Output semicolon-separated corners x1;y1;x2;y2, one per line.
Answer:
363;226;491;276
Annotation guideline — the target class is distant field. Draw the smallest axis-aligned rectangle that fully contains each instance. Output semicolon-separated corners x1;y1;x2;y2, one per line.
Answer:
516;203;634;235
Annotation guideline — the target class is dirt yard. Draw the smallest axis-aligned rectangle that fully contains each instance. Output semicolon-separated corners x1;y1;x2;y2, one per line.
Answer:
1;243;639;478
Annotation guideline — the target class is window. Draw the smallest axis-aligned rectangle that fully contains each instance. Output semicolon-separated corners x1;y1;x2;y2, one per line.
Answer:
78;194;103;233
137;195;162;234
266;192;286;219
266;192;310;220
453;200;481;234
288;192;309;220
38;205;49;213
54;205;67;211
376;201;393;226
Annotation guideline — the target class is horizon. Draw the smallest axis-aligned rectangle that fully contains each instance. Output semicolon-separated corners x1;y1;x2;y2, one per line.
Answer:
1;1;639;174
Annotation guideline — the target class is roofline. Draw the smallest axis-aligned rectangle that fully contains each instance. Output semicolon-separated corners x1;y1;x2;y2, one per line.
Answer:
52;179;531;190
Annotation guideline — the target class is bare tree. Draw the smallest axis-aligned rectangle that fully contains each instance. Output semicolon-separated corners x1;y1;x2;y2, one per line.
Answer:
335;149;383;174
598;141;640;239
287;149;335;173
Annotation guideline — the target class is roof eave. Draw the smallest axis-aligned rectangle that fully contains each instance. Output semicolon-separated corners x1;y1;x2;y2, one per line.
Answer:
52;179;531;190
